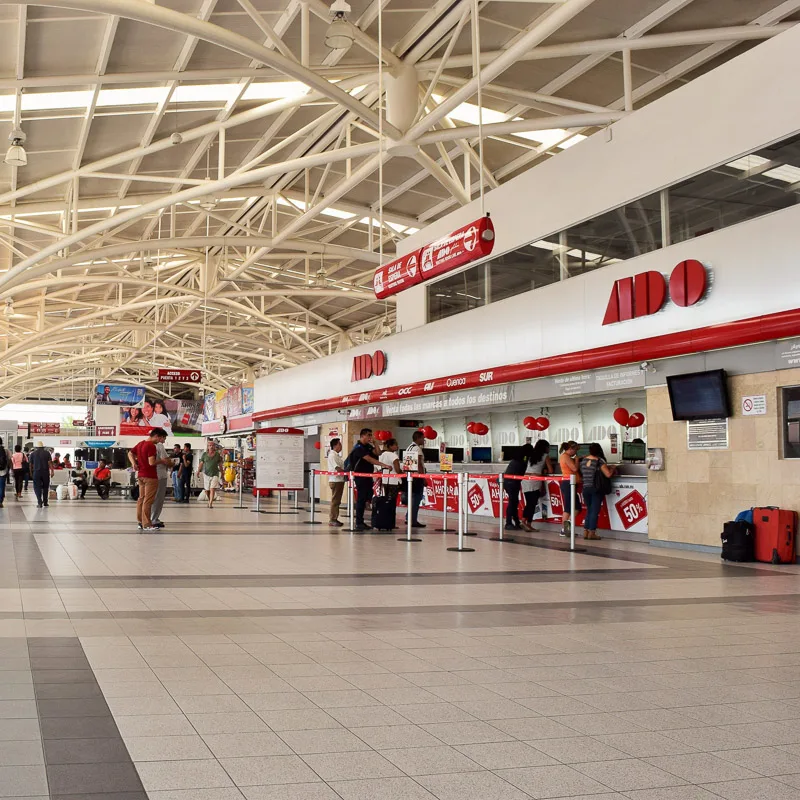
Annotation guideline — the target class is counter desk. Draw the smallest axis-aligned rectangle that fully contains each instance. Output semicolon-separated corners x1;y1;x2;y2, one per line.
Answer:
419;462;649;536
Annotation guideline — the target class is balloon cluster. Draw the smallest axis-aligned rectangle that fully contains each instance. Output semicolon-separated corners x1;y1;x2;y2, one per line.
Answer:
523;416;550;431
613;408;645;428
467;421;489;436
419;425;438;440
375;430;393;442
313;441;321;450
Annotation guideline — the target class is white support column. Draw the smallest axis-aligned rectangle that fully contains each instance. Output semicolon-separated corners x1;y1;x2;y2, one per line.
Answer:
622;47;633;112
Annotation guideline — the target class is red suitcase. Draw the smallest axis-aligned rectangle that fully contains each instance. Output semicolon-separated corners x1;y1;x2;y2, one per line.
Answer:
753;507;797;564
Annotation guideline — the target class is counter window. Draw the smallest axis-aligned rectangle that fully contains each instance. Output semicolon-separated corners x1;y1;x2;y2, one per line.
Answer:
781;385;800;459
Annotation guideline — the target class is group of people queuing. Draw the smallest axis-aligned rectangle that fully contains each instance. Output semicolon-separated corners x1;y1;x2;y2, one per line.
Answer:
327;428;427;532
503;439;616;540
129;432;221;531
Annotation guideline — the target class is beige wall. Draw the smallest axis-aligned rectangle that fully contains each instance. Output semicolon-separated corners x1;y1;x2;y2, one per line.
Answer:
647;368;800;548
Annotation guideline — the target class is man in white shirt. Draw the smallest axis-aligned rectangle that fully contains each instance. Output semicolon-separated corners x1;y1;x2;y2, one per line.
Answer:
327;438;345;528
379;439;403;506
403;430;427;529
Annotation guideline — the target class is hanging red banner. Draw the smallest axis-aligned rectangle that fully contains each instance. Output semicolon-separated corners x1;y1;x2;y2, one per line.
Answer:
373;251;422;300
419;215;495;283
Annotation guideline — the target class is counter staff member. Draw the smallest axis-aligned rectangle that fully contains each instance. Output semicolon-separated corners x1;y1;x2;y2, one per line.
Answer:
558;441;582;538
327;438;346;529
403;430;427;529
346;428;387;532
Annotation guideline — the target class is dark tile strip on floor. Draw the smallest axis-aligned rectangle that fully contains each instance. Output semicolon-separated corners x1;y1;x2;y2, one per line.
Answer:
28;636;147;799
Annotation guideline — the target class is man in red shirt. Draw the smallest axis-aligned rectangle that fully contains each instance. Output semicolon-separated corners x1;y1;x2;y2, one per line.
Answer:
128;428;167;531
93;459;112;500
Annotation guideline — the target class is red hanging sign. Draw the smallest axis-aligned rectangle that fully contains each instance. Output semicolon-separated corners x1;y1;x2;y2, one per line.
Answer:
419;215;495;283
373;251;421;299
157;369;202;383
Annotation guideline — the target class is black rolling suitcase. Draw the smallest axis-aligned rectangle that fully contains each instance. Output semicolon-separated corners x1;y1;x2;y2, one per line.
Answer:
721;520;755;562
371;495;397;531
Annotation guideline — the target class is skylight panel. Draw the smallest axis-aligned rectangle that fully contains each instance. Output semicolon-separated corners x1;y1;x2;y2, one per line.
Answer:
243;82;310;100
446;101;509;126
173;84;243;104
726;154;770;171
98;87;170;107
23;91;93;110
763;164;800;183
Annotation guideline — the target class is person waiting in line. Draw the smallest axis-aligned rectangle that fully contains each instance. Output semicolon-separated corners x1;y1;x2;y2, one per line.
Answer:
403;430;427;529
379;439;403;510
11;445;27;500
170;444;183;502
326;437;346;528
30;442;54;508
504;444;531;531
558;441;582;538
93;459;112;500
580;443;616;541
149;434;173;528
70;461;89;499
522;439;552;532
197;440;223;509
348;428;388;532
128;428;166;532
180;443;193;502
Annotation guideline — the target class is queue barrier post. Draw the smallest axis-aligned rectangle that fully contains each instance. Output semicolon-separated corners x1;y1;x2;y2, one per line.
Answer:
258;487;300;515
448;472;475;553
234;444;246;509
436;474;454;533
347;473;355;532
462;474;477;537
304;468;322;525
251;489;261;513
399;472;422;543
490;474;514;543
567;473;587;554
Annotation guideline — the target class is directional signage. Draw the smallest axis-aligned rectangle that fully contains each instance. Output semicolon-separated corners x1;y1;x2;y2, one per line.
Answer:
157;369;202;383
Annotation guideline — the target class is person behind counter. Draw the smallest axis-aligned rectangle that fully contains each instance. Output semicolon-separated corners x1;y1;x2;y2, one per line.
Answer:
558;441;582;538
522;439;552;532
580;443;616;540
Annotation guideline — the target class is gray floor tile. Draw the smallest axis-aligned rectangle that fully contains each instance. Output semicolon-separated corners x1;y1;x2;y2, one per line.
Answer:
188;712;271;735
203;732;293;759
115;714;195;738
623;789;740;800
256;709;342;732
329;776;438;800
0;718;41;742
517;696;600;716
302;690;378;709
496;763;622;798
47;761;145;794
0;740;44;766
278;728;371;755
41;716;122;740
242;784;340;800
175;694;251;715
699;777;800;800
0;765;49;797
351;723;443;750
557;713;648;736
646;752;762;783
0;700;37;719
149;790;246;800
221;755;321;786
532;736;630;764
660;727;750;752
490;716;585;741
420;721;513;746
381;745;481;776
718;722;800;747
123;734;213;761
242;694;316;713
574;758;686;791
418;769;540;799
395;703;477;725
300;750;403;781
43;737;132;764
455;741;557;770
326;705;410;728
136;759;235;791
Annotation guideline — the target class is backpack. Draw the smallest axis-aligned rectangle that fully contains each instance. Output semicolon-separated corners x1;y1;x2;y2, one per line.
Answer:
592;459;613;495
343;444;361;472
0;448;7;472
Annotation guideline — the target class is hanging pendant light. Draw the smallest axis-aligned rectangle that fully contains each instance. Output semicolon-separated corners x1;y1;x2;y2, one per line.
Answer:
325;0;354;51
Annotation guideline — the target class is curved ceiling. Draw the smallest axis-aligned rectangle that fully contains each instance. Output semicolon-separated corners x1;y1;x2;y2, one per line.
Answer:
0;0;796;403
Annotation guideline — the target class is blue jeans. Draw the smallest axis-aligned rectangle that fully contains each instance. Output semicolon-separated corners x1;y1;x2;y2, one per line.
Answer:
172;471;183;502
0;474;6;505
582;487;603;531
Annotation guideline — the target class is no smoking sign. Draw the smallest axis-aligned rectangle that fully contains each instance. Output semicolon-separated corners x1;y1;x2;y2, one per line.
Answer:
741;394;767;416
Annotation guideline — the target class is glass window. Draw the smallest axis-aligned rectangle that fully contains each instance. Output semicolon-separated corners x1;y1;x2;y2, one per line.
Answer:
781;385;800;460
428;265;486;322
565;191;662;274
488;241;561;304
669;136;800;244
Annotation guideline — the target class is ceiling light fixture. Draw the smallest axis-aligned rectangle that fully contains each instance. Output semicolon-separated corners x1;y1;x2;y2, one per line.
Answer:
3;298;14;318
5;129;27;167
325;0;354;51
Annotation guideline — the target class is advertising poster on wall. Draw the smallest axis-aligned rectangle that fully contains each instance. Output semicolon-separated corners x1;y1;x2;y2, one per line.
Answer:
119;396;203;435
242;386;254;414
256;428;304;489
94;384;146;406
201;385;254;422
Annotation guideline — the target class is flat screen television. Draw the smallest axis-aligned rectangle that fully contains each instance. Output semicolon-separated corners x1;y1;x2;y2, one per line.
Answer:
622;442;646;462
471;446;492;463
422;447;439;463
445;447;464;463
667;368;731;420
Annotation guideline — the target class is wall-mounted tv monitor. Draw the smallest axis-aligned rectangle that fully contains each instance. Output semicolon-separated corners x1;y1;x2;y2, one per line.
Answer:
445;447;465;463
549;445;560;461
422;447;439;463
622;442;647;462
471;446;492;463
667;368;731;421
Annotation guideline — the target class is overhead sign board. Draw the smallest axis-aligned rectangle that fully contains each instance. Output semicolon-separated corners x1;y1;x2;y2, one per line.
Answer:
157;369;202;383
373;252;421;299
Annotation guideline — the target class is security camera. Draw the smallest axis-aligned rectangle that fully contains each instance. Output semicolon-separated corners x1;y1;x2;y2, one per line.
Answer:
640;361;655;373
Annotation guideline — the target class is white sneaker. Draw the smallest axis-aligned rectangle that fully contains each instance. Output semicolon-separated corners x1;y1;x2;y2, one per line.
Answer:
143;526;158;532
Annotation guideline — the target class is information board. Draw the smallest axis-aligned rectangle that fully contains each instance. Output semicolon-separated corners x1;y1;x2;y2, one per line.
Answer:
256;427;305;490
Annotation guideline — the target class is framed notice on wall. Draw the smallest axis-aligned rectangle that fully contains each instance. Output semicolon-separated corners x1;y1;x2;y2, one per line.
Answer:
256;428;305;490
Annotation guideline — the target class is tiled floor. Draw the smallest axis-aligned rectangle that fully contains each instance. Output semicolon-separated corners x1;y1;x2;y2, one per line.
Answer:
1;492;800;799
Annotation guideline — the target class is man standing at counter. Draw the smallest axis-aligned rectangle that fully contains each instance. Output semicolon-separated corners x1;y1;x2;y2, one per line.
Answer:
347;429;386;532
403;430;428;529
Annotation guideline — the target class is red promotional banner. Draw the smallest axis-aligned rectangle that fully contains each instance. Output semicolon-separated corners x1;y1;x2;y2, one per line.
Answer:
95;426;116;436
420;216;495;283
30;423;60;434
157;369;202;383
373;251;422;299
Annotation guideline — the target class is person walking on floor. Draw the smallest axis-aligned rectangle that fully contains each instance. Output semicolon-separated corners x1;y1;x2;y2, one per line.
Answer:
347;428;387;532
403;430;427;529
327;437;346;528
149;433;172;528
128;428;165;531
11;445;27;500
197;440;223;509
521;439;552;532
29;442;54;508
170;444;183;503
180;443;193;502
579;443;615;541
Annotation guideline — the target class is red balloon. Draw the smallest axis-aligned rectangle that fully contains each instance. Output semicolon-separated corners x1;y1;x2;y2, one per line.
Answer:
314;441;321;450
476;423;489;436
523;416;536;430
466;422;476;434
628;412;645;428
535;416;550;431
613;407;630;426
426;428;438;440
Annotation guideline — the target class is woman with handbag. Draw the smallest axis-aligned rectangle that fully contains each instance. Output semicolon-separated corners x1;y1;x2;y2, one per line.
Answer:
579;443;616;541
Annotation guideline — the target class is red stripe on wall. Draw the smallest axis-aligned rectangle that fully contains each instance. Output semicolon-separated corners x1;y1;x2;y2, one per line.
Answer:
253;308;800;422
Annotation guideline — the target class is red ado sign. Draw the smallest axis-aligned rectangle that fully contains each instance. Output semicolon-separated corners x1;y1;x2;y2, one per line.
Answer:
157;369;203;383
351;351;387;382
